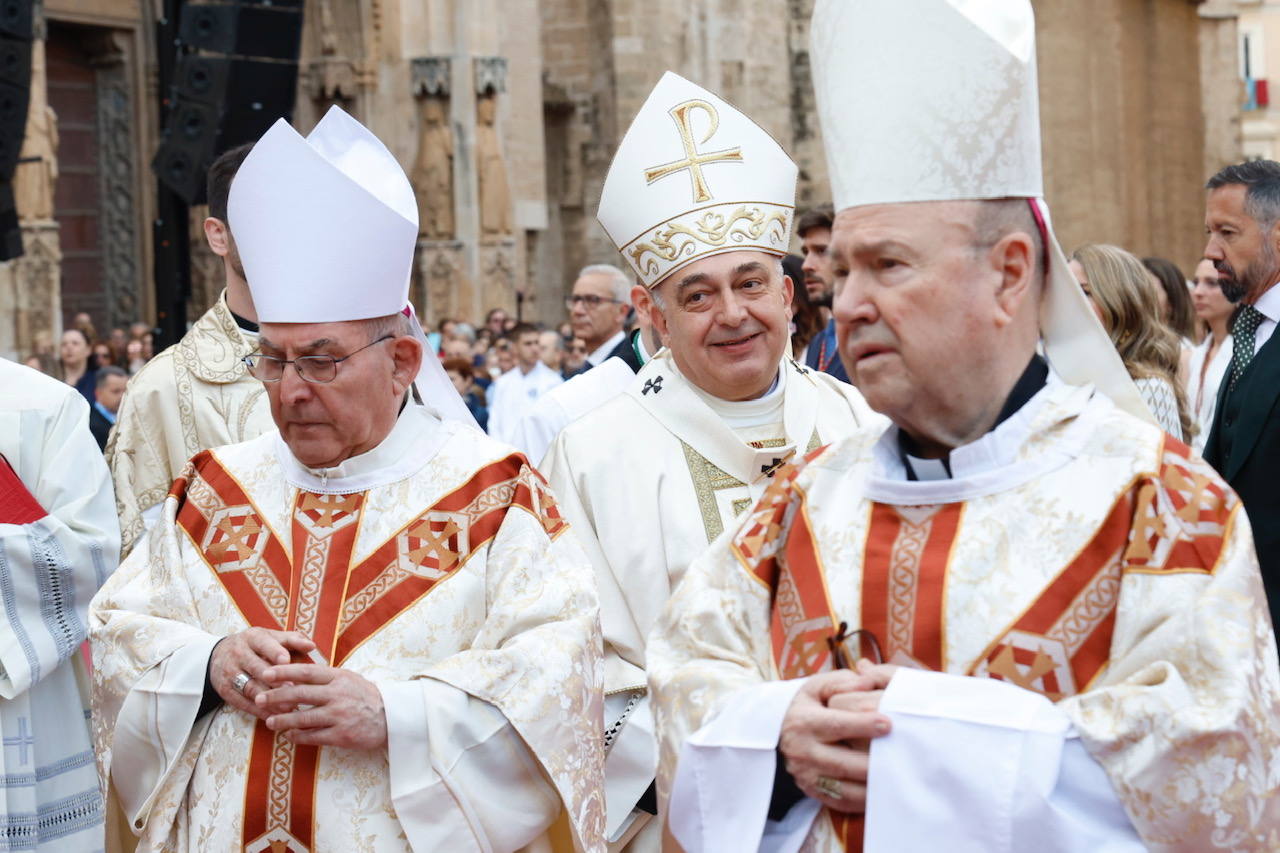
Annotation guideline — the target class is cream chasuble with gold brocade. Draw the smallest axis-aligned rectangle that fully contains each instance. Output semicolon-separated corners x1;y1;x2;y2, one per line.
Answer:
541;349;879;848
90;406;605;852
107;291;273;557
648;378;1280;853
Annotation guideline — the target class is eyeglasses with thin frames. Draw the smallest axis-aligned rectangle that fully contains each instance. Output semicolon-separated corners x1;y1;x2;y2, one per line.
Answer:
827;621;884;670
242;335;395;384
565;294;621;310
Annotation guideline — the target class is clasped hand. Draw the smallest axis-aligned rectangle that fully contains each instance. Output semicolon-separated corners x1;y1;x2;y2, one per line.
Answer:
208;627;387;750
778;660;897;815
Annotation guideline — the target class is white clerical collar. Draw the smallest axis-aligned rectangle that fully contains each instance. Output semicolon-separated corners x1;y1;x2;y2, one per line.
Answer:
865;373;1102;504
688;368;785;431
1252;281;1280;323
276;403;452;494
587;330;626;366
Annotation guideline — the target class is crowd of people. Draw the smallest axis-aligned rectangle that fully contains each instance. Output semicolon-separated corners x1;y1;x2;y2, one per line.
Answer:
2;2;1277;852
425;230;1236;470
21;313;157;449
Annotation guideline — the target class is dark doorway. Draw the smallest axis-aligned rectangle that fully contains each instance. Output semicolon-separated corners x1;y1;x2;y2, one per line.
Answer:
46;22;106;335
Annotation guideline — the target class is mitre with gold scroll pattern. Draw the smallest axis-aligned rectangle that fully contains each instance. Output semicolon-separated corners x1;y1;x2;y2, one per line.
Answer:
597;71;798;291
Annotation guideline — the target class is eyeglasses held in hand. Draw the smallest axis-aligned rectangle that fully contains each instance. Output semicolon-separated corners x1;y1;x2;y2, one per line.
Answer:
827;621;884;670
242;335;394;384
565;294;620;309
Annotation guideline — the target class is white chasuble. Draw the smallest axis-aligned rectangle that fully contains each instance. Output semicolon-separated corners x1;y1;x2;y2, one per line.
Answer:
0;360;120;851
90;407;605;852
541;350;879;848
107;292;273;557
648;379;1280;852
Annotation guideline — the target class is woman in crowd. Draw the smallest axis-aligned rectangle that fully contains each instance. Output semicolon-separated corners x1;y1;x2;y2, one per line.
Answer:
58;327;98;405
124;339;148;374
92;341;116;368
1185;258;1234;454
1142;257;1197;343
442;356;489;431
1070;244;1194;442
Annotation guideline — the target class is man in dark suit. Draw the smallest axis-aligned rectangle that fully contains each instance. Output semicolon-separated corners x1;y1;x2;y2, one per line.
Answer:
88;366;128;451
1202;160;1280;639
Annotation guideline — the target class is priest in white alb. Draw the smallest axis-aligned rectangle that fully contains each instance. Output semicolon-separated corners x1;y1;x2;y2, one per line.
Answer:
540;72;880;851
0;359;120;850
89;108;604;853
648;3;1280;852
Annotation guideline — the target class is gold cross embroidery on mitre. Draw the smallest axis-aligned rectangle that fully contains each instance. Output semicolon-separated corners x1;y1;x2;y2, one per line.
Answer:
643;99;744;204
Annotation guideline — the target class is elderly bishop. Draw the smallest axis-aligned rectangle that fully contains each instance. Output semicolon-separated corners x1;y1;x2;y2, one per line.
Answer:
540;72;879;851
649;3;1280;852
89;108;604;852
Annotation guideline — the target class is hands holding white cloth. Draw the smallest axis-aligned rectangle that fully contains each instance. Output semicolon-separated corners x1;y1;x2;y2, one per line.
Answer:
669;666;1142;853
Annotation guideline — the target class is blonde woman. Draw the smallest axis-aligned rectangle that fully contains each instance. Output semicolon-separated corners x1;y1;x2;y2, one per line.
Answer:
1069;243;1195;441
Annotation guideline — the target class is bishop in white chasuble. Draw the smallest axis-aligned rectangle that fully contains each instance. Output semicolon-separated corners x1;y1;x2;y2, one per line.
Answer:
543;349;876;846
90;407;605;852
568;68;884;848
648;378;1280;852
0;359;120;851
91;106;604;853
108;280;271;557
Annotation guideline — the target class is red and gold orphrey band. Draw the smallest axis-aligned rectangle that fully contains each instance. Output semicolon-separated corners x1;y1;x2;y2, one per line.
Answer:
734;438;1234;853
170;450;568;853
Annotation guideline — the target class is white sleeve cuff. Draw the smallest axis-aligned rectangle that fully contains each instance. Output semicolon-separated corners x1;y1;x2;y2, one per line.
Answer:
866;669;1142;853
378;678;560;853
670;677;815;853
111;633;221;832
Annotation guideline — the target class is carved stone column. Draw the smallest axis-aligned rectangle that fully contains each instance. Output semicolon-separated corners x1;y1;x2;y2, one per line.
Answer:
412;238;466;323
473;56;516;319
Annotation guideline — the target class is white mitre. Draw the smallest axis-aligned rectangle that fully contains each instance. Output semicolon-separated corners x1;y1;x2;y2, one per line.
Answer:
598;71;798;290
229;106;477;427
811;0;1153;424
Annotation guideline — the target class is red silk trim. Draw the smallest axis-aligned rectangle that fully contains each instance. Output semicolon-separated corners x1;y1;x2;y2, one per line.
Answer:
0;456;45;525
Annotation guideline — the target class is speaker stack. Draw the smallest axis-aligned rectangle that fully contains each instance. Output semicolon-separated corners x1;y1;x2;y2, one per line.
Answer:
153;0;303;204
0;0;32;261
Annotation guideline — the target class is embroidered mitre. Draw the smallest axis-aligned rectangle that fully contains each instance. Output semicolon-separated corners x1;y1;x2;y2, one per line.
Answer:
810;0;1154;424
597;71;798;290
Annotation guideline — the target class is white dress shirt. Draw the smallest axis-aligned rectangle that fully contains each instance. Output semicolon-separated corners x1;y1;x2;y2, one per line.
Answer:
586;330;626;367
1249;281;1280;352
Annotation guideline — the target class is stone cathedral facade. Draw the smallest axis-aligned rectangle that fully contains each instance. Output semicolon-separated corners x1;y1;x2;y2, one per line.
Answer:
0;0;1246;360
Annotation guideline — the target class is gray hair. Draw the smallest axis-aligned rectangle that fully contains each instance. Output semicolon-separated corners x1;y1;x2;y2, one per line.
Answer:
361;312;415;340
970;199;1045;291
449;321;477;344
1206;159;1280;229
578;263;632;303
96;365;128;387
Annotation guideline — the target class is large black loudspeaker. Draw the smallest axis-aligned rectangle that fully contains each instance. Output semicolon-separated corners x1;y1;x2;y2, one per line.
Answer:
0;0;32;261
153;0;303;204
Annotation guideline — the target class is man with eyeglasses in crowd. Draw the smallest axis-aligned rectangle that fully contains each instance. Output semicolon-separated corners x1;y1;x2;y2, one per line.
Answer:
568;264;633;372
89;108;604;852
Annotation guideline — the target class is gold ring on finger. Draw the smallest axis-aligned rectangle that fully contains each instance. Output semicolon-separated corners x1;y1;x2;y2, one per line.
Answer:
815;775;843;800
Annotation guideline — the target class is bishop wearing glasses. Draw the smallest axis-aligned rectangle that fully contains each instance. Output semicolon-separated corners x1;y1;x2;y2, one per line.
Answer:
88;108;605;852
